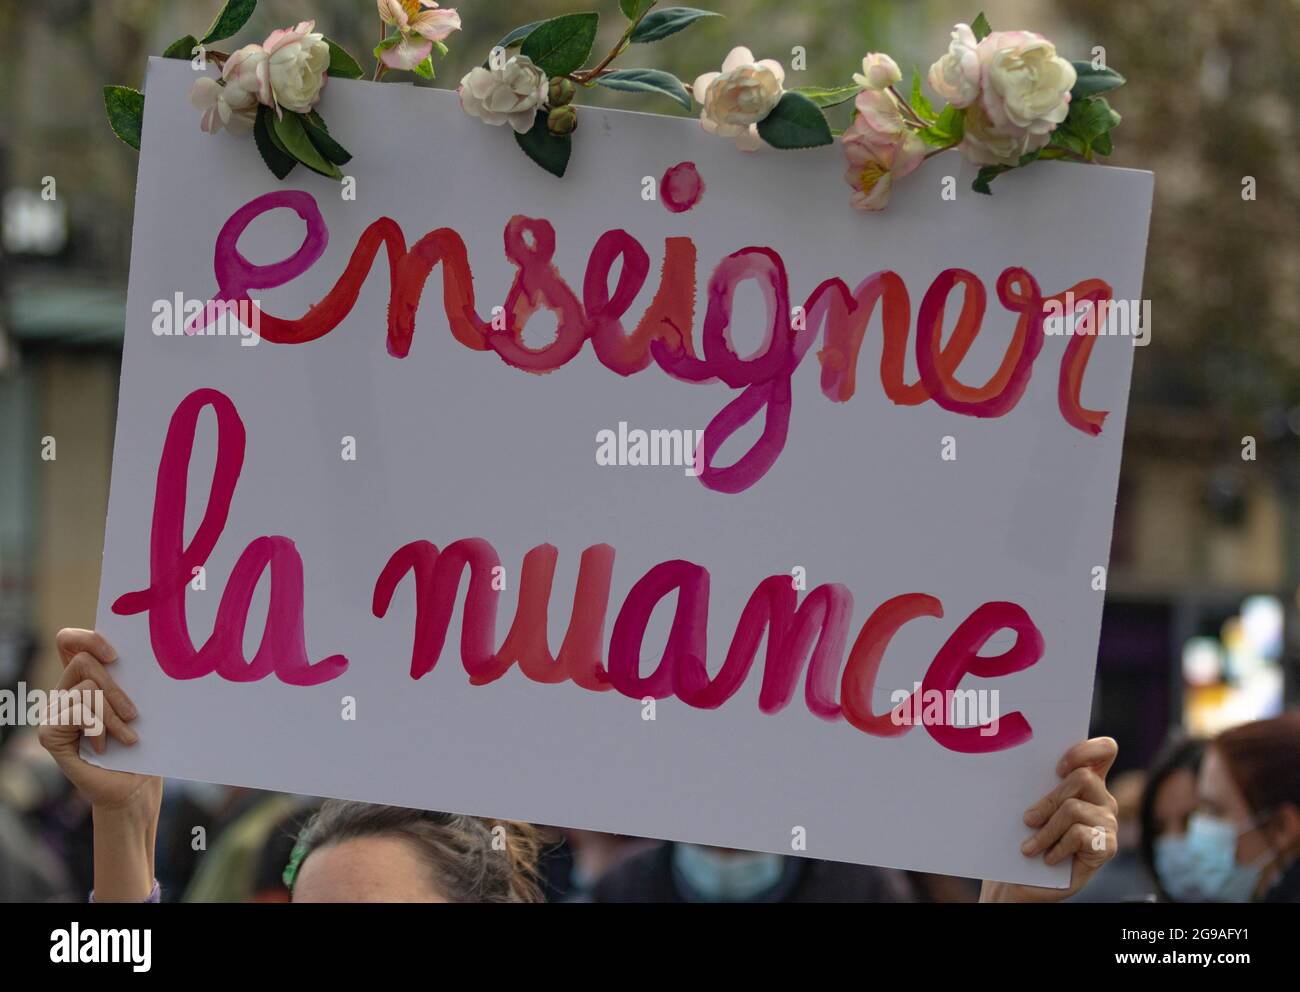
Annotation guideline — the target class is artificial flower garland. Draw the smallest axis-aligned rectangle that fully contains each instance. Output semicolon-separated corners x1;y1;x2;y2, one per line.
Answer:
104;3;1124;213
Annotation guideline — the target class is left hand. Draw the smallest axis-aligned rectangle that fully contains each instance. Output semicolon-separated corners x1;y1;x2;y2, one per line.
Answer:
980;736;1119;902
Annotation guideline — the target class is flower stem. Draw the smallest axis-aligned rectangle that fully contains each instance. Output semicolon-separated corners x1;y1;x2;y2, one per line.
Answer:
887;84;928;128
572;6;650;83
373;19;386;81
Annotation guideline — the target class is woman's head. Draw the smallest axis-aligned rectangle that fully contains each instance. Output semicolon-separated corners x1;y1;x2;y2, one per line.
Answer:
288;801;544;903
1198;713;1300;889
1150;712;1300;902
1139;735;1204;900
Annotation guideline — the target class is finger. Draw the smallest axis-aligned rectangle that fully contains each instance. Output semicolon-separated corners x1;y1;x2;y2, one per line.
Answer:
43;679;123;756
1044;817;1116;868
1023;795;1115;857
55;628;118;668
60;653;138;722
38;686;87;763
1055;736;1118;779
64;686;139;749
1024;766;1115;827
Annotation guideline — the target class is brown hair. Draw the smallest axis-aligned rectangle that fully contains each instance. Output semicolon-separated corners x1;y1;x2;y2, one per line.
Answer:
294;801;544;903
1213;712;1300;819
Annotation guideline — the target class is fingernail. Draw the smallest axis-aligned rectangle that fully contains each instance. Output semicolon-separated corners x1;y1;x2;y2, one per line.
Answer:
122;699;138;720
124;727;139;744
1021;837;1036;855
1024;808;1042;827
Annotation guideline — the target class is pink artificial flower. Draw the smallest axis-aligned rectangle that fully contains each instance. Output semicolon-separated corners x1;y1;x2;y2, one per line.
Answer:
377;0;462;70
222;43;273;108
189;76;257;134
852;88;908;140
841;113;925;212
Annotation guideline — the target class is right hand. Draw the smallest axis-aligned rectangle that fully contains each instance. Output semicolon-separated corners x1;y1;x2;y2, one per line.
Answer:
37;628;160;813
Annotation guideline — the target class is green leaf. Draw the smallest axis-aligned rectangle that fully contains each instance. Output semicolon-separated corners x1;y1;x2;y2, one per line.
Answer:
936;103;964;140
971;12;992;41
325;38;364;79
412;55;436;80
1092;129;1113;156
302;112;353;165
1049;128;1088;157
254;105;297;179
103;86;144;150
1070;95;1122;137
630;7;720;44
272;110;343;179
971;164;1008;195
514;110;572;178
520;12;600;77
791;84;860;109
970;151;1040;195
756;91;833;149
260;106;293;154
910;70;936;123
484;20;547;67
917;104;964;146
162;35;199;60
201;0;257;45
620;0;657;20
594;68;691;109
1070;61;1125;100
1055;94;1122;158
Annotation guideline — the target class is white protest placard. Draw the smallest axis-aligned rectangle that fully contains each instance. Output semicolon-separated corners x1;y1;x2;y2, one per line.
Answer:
93;57;1152;886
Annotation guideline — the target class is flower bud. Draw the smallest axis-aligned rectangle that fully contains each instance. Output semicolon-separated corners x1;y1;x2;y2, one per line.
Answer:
548;76;576;107
547;104;578;136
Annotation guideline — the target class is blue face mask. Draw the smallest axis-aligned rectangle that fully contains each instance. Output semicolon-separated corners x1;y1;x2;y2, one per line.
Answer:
1153;833;1203;901
672;844;785;902
1159;813;1269;902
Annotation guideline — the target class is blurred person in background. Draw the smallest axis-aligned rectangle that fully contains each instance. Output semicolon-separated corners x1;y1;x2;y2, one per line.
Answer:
181;789;314;902
1172;713;1300;903
559;829;657;901
0;631;75;900
595;736;1125;902
1138;735;1206;902
0;732;72;901
592;841;920;902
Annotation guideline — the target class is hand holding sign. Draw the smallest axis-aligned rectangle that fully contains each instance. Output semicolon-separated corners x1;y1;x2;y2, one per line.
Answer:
981;736;1120;900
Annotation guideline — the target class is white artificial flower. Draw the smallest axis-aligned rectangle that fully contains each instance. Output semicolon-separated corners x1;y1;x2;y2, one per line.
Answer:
458;56;548;134
264;20;331;115
927;23;981;109
692;46;785;151
978;30;1077;135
